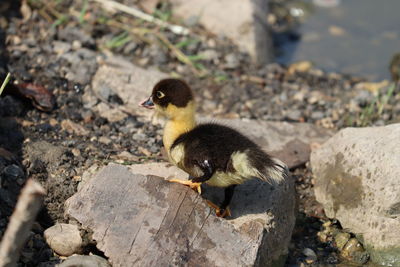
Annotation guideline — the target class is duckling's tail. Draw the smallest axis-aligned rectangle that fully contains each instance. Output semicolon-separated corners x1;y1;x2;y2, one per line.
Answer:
264;157;289;183
246;149;289;183
231;150;288;184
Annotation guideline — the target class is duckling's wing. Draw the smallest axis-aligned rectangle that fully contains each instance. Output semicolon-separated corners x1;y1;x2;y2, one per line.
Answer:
172;123;288;183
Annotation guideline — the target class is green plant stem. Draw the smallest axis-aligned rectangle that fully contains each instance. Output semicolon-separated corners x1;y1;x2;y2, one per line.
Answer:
0;73;11;96
378;83;395;115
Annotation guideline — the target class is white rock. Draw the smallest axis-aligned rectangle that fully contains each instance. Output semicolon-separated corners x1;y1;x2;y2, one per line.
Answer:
170;0;273;64
311;123;400;266
44;223;82;256
95;102;127;123
57;255;110;267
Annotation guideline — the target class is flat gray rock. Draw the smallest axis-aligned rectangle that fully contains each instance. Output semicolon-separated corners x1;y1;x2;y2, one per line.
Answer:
311;123;400;266
88;55;167;120
65;163;295;267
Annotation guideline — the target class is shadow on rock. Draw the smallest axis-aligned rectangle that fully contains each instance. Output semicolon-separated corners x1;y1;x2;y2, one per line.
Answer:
202;176;295;220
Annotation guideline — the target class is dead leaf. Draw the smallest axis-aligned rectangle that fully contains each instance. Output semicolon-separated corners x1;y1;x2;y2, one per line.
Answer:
0;147;16;161
14;83;56;111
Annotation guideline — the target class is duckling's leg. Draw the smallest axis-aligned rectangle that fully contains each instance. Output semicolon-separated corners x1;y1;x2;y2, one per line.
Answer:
206;185;236;218
169;160;214;195
168;179;202;194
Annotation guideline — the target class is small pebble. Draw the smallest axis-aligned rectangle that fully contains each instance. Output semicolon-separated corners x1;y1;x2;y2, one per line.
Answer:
58;255;110;267
99;136;112;145
286;110;302;121
224;53;239;69
44;223;82;256
302;247;319;264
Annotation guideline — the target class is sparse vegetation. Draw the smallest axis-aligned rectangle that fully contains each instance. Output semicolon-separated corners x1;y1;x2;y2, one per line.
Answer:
0;73;11;96
354;83;397;127
105;31;132;48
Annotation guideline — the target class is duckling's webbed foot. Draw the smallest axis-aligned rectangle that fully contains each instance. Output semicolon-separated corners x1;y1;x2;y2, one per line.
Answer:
169;179;202;194
206;200;231;217
206;185;236;218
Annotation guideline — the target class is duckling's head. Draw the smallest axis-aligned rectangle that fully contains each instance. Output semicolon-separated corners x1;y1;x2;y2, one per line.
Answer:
140;78;195;120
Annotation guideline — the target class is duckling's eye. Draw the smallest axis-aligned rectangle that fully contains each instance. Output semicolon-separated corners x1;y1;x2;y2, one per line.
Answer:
156;91;165;98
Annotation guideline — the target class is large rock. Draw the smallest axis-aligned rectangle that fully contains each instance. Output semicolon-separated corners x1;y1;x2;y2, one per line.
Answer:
65;163;295;266
87;55;167;120
311;123;400;266
169;0;273;64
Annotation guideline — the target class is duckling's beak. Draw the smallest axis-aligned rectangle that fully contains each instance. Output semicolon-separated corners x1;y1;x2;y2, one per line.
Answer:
139;97;154;109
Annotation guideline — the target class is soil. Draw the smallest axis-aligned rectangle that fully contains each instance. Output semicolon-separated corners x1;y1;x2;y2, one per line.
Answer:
0;0;399;266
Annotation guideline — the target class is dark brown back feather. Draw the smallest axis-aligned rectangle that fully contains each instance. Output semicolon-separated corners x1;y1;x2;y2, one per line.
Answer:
171;123;276;175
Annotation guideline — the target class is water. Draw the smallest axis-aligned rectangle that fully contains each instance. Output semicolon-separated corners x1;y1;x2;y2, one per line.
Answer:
276;0;400;81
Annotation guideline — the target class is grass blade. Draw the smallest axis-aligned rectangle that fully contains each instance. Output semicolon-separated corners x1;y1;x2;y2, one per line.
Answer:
0;73;11;96
79;0;89;24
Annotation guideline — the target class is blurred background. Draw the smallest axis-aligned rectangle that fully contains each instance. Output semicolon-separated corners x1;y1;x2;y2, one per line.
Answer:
271;0;400;81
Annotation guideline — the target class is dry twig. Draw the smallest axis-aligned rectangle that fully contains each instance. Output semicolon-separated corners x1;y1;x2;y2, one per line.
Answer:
103;21;206;77
154;32;206;76
0;179;46;267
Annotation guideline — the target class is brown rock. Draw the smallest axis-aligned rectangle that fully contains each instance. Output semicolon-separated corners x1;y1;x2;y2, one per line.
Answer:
61;119;89;136
112;151;139;162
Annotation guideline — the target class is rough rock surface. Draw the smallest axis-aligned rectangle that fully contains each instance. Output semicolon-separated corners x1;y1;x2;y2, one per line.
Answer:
209;118;334;169
311;123;400;266
89;55;167;119
170;0;273;64
58;255;111;267
65;163;295;266
44;223;82;256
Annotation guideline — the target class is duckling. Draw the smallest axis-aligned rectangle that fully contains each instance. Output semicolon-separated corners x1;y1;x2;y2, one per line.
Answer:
140;78;288;217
